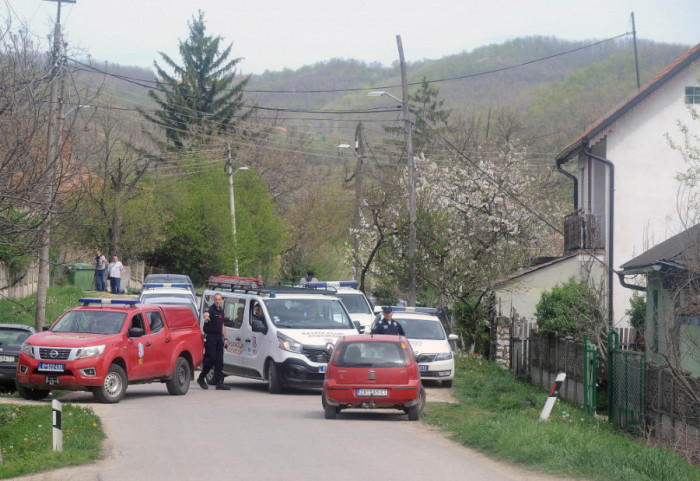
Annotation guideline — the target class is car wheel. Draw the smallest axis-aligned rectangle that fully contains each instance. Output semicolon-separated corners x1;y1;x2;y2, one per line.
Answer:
442;380;453;388
417;385;426;412
16;382;50;401
166;357;191;395
322;390;338;419
93;364;127;403
267;360;283;394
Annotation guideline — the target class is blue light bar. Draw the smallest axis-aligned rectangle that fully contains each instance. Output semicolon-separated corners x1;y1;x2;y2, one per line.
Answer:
143;283;192;289
306;281;358;289
79;298;139;306
389;306;439;314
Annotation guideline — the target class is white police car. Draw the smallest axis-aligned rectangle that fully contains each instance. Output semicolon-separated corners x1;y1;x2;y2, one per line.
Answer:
139;283;198;310
373;306;457;387
305;281;374;334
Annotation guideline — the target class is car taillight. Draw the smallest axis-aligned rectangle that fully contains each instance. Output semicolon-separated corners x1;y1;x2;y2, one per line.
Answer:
330;349;340;366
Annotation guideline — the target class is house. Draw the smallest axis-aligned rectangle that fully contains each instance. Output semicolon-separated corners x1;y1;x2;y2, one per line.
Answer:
493;43;700;328
618;223;700;376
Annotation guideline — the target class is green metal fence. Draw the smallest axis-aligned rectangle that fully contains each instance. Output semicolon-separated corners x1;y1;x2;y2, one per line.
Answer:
608;330;647;432
583;332;597;414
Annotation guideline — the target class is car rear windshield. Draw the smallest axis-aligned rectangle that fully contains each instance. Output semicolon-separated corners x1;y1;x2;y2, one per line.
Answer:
0;328;32;347
339;341;407;367
337;293;372;314
52;311;126;335
264;298;354;329
394;317;446;340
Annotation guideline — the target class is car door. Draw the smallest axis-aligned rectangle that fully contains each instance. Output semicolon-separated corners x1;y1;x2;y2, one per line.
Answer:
243;298;269;378
124;313;151;380
221;295;247;376
144;310;172;377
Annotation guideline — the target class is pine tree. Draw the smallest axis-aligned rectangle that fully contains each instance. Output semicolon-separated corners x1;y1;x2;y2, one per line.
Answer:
140;11;252;149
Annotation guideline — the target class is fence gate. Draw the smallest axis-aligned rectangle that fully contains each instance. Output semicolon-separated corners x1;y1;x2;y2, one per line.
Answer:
608;330;646;432
510;321;531;377
583;332;597;413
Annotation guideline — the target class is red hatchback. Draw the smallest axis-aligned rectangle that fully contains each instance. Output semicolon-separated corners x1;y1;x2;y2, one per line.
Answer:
322;334;425;420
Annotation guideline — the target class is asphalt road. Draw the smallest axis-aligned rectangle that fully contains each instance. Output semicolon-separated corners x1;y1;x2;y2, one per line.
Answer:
13;378;574;481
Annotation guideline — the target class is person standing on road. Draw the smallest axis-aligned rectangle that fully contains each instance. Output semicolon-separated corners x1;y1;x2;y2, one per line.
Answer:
299;269;318;286
198;293;231;390
108;255;123;294
92;251;108;292
370;306;405;336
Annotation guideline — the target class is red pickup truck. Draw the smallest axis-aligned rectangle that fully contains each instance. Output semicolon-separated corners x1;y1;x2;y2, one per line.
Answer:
16;298;204;403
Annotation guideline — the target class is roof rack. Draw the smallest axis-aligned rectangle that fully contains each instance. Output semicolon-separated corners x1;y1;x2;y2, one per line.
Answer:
207;275;265;293
78;298;139;307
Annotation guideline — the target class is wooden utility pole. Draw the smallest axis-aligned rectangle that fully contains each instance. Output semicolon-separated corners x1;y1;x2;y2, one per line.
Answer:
352;122;364;285
396;35;416;307
36;0;72;330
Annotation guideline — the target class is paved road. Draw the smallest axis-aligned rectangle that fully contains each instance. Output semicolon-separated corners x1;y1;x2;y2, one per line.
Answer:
14;378;573;481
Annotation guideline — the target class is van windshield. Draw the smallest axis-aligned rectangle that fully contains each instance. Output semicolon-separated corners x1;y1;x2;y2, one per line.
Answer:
336;293;372;315
264;298;354;329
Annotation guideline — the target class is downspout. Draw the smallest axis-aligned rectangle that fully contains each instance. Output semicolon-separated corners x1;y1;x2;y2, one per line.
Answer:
582;141;614;329
556;157;578;210
617;271;646;292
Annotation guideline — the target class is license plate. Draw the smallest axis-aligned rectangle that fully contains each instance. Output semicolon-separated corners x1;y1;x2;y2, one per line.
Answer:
318;365;326;373
38;362;65;372
0;355;14;363
419;364;429;372
356;388;388;397
45;375;60;385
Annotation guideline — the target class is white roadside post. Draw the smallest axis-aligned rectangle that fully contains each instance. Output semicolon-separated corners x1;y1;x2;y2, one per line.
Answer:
539;372;566;421
52;399;62;451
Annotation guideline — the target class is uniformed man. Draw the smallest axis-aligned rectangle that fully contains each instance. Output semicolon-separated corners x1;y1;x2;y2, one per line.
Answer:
197;293;231;390
370;306;405;336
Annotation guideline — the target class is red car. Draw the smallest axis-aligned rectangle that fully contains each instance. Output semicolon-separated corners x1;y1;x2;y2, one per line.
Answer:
322;334;426;420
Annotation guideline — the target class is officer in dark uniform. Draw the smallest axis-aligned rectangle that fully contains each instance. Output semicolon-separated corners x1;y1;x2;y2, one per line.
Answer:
370;306;405;336
197;293;231;390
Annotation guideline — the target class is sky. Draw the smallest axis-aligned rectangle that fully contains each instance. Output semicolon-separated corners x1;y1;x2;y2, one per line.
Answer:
3;0;700;75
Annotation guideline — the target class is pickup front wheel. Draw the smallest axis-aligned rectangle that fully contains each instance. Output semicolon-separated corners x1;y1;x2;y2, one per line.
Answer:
93;364;127;403
166;357;191;395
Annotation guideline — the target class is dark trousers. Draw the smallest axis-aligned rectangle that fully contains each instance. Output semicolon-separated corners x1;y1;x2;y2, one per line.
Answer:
111;277;121;294
95;269;106;291
200;335;224;384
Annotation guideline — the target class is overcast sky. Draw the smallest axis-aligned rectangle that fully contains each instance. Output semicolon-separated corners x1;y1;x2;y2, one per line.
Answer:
4;0;699;75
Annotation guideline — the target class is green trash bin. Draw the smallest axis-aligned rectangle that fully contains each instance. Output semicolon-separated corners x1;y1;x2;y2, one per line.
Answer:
66;263;97;290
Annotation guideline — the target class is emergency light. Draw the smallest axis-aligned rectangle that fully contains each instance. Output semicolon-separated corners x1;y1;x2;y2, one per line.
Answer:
78;298;139;307
305;281;358;289
389;306;439;314
142;283;192;289
208;275;265;291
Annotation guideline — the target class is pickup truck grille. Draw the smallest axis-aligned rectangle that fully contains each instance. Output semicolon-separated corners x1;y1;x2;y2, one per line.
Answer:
303;348;330;364
38;348;72;360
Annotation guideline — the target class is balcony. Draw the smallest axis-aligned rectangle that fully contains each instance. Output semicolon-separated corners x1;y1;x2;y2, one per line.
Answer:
564;210;604;253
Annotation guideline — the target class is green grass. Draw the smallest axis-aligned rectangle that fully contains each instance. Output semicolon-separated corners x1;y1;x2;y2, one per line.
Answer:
423;356;700;481
0;286;86;328
0;403;104;478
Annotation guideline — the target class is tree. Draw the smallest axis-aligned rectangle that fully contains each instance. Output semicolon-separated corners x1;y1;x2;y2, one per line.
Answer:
140;10;252;150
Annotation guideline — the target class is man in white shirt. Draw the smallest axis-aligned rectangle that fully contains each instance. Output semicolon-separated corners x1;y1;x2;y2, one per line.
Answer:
299;270;318;286
108;255;124;294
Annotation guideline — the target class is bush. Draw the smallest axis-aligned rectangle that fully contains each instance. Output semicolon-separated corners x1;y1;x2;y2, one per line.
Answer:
535;277;603;337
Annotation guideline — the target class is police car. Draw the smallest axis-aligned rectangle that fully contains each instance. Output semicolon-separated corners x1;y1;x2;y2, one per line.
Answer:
200;276;359;393
372;306;457;387
139;283;198;311
305;281;374;334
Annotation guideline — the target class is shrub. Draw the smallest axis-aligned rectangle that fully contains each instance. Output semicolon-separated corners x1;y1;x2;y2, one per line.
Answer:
535;277;603;337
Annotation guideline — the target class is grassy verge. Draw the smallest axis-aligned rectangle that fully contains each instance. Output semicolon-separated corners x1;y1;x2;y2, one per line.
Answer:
422;356;700;481
0;403;104;479
0;286;87;328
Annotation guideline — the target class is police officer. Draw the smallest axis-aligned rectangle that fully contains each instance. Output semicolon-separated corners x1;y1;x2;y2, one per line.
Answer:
370;306;405;336
197;293;231;390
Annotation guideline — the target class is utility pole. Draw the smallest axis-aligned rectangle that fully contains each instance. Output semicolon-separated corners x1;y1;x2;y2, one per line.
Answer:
631;12;641;90
36;0;72;330
352;122;365;285
396;35;416;307
226;143;239;276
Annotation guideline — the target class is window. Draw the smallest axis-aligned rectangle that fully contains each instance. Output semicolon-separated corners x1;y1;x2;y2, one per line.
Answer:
223;297;245;329
685;86;700;104
147;311;164;333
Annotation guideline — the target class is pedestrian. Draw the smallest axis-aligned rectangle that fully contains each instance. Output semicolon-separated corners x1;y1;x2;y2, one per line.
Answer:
198;293;231;390
370;306;405;336
92;251;108;292
299;269;318;286
108;255;124;294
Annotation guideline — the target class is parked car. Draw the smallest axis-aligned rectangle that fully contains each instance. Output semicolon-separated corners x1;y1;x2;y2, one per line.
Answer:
322;334;425;420
372;307;458;387
17;298;204;403
143;274;195;295
0;324;36;391
140;285;198;310
306;281;375;333
140;295;198;317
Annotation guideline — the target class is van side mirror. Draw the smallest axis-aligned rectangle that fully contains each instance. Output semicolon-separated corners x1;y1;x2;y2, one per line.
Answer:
251;319;267;335
353;320;363;333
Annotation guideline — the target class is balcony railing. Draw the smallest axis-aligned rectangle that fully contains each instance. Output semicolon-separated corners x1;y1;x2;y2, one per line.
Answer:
564;210;604;252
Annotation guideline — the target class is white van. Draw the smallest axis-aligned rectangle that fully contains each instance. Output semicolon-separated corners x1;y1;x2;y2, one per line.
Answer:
305;281;375;333
200;276;359;393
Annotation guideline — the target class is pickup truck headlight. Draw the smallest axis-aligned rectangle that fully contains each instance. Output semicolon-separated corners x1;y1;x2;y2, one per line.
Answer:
277;333;303;353
435;351;453;361
20;342;35;358
76;344;105;359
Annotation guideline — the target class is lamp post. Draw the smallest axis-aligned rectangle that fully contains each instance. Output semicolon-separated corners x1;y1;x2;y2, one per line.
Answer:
228;165;249;277
339;123;365;283
369;85;416;306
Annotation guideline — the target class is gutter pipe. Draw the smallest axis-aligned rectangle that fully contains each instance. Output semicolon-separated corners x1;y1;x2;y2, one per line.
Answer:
582;141;614;329
556;157;578;210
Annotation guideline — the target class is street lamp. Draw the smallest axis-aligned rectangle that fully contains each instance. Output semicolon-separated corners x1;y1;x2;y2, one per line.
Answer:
229;166;249;277
368;87;416;306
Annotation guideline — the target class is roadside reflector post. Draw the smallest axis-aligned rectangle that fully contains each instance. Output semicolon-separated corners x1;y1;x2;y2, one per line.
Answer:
539;372;566;422
52;399;62;451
